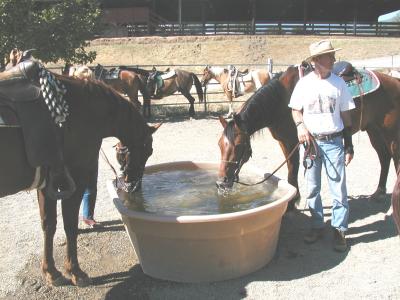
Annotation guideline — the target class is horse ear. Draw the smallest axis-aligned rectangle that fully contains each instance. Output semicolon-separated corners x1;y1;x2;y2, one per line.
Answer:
218;115;227;128
149;123;162;134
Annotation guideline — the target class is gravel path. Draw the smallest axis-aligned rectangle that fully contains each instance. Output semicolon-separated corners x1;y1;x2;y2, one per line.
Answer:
0;114;399;299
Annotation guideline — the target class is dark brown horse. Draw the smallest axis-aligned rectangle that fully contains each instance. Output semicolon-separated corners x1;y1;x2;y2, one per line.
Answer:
0;68;160;286
146;67;204;118
216;62;400;229
93;64;152;119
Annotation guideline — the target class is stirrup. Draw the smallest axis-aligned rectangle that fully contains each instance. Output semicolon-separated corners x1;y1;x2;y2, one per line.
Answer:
45;167;76;200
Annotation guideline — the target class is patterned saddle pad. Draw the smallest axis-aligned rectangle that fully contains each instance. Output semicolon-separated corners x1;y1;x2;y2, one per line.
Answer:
345;69;380;98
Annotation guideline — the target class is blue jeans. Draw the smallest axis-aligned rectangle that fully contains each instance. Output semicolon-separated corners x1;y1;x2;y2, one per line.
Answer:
82;166;98;220
303;136;349;232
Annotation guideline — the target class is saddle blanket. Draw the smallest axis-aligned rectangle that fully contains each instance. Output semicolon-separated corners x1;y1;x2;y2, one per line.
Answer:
346;69;380;98
160;70;176;80
155;70;176;89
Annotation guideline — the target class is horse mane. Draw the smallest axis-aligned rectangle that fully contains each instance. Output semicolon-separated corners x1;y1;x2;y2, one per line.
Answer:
241;77;287;132
56;74;143;122
224;77;287;144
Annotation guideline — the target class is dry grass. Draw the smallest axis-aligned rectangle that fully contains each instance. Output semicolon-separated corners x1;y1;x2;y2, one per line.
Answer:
83;35;400;71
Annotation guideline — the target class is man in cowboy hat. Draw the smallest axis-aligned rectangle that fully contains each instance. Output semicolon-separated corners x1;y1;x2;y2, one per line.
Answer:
289;40;355;252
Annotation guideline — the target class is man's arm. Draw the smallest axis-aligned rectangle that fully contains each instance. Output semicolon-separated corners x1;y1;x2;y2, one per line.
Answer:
292;109;312;145
340;110;354;166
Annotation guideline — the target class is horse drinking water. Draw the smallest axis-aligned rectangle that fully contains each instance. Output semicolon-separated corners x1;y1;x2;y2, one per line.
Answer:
0;59;160;286
216;61;400;230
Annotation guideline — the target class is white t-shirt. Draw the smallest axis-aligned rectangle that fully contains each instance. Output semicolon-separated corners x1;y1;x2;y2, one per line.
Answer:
289;71;355;135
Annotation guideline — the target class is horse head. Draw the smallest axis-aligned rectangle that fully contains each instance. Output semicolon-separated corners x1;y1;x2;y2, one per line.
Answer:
116;123;162;192
200;65;215;87
216;114;252;191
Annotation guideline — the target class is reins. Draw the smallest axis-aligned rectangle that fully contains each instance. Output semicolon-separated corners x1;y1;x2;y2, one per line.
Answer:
99;147;129;191
234;137;318;187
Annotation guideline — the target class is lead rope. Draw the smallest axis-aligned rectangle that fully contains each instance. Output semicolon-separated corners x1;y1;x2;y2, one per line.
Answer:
235;141;302;186
99;147;129;191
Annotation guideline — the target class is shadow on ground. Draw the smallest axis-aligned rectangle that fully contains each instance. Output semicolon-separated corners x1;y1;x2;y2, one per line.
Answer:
12;194;397;299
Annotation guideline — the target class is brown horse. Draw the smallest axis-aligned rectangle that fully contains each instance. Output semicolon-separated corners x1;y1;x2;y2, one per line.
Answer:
93;64;152;119
146;67;204;118
216;62;400;229
200;65;272;118
0;63;160;286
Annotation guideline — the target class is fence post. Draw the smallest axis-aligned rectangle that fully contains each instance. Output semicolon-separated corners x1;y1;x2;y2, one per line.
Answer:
267;58;273;74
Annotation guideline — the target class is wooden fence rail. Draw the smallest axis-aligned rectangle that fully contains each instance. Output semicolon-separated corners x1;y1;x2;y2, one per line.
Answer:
116;21;400;37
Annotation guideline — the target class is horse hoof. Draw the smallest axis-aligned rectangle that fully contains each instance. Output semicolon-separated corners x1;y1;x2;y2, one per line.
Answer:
44;272;69;286
370;187;387;202
71;274;92;287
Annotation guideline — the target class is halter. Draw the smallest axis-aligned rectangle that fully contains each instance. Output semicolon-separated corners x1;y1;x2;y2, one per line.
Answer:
221;138;252;183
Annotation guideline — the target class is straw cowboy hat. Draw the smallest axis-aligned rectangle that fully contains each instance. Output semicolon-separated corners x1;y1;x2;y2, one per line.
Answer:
306;40;342;61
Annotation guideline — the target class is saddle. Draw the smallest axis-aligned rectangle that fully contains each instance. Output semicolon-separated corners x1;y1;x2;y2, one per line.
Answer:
148;70;175;98
333;61;380;98
0;60;60;167
227;65;246;97
0;60;41;102
94;64;120;81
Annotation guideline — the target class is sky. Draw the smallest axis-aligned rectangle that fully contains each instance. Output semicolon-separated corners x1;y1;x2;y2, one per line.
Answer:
378;10;400;22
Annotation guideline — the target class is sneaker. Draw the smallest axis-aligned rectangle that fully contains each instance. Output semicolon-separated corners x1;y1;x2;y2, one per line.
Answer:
333;228;347;252
82;218;102;228
304;228;324;244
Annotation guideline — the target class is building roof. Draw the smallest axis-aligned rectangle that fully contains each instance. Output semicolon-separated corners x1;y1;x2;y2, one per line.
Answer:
100;0;400;23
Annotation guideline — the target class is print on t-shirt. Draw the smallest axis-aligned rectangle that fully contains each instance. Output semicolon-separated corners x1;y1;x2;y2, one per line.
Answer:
307;95;336;114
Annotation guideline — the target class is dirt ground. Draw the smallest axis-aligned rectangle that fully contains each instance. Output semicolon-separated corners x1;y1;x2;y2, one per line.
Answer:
1;35;400;299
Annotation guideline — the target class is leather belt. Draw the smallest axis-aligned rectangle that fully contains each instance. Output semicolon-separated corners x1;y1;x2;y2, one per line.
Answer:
313;131;342;141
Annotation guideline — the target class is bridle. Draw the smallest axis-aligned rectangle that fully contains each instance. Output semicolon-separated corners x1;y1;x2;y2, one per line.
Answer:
220;136;252;182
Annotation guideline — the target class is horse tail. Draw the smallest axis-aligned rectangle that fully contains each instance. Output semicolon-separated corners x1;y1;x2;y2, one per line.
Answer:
191;73;204;103
392;170;400;235
138;75;150;100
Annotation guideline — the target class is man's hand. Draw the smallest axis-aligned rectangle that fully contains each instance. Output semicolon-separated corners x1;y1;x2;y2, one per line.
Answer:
345;153;353;166
297;123;312;145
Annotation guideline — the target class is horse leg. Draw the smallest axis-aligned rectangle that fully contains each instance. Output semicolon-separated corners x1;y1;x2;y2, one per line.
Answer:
182;90;196;118
366;127;391;200
278;140;300;211
143;98;151;119
37;189;69;286
62;193;92;287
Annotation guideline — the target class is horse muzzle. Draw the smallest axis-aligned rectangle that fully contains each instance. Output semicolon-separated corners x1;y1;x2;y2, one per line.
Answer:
124;178;142;193
215;176;235;191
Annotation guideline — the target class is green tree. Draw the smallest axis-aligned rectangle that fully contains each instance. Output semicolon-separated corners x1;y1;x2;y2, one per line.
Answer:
0;0;102;68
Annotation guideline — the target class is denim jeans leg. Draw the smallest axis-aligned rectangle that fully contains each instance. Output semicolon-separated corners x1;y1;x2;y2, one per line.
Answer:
305;150;325;229
322;137;349;232
82;166;98;220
